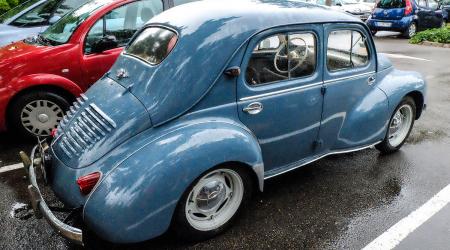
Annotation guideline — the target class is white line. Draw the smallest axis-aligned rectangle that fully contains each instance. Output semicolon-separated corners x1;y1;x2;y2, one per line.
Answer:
383;53;432;62
0;163;24;173
363;184;450;250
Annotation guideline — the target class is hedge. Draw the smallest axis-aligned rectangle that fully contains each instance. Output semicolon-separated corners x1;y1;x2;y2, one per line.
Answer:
0;0;26;16
410;27;450;44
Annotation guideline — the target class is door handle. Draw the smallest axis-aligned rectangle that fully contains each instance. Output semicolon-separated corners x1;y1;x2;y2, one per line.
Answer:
368;75;376;85
243;102;263;115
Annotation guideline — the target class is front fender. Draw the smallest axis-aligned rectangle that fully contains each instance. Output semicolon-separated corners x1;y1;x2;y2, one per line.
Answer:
83;120;263;243
8;74;83;96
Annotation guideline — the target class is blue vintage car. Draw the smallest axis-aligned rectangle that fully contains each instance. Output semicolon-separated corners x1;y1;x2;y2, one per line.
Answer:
21;0;427;245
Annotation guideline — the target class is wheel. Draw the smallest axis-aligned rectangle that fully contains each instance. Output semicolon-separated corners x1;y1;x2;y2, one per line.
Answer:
376;96;416;154
403;22;417;38
441;20;446;28
171;166;253;242
8;90;70;138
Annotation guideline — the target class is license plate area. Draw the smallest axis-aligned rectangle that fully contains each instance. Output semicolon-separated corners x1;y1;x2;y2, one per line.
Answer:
376;22;392;27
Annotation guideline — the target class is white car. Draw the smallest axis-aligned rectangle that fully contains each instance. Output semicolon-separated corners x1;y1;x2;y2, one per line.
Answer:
316;0;373;21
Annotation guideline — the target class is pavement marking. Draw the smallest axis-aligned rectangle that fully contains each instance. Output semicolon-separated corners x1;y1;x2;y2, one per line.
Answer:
383;53;432;62
0;163;24;174
363;184;450;250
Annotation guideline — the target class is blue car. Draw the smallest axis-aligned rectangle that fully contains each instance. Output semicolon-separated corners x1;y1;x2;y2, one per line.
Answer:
0;0;88;47
22;0;426;245
367;0;445;38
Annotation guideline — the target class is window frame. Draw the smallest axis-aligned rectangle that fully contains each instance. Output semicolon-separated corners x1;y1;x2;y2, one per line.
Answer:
244;30;319;88
326;28;371;73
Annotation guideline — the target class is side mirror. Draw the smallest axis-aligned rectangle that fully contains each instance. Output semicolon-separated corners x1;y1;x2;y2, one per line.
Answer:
91;35;118;54
48;15;61;25
336;2;342;6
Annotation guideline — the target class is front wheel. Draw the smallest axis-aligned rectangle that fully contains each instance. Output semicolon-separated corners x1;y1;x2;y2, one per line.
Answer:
403;22;417;38
171;166;253;242
376;96;416;154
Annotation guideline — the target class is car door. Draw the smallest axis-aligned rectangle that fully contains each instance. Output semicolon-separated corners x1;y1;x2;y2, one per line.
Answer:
237;25;324;175
319;24;388;152
427;0;444;27
81;0;164;87
416;0;435;28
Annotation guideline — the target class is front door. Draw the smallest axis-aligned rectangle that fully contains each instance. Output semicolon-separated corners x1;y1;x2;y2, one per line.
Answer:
319;24;388;152
237;25;324;175
80;0;164;88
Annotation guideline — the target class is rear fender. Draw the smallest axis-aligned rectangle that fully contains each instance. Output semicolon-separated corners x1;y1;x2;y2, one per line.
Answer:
8;74;83;96
83;120;263;243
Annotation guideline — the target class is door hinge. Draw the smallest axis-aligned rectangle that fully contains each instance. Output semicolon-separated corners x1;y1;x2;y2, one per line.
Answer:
321;85;327;95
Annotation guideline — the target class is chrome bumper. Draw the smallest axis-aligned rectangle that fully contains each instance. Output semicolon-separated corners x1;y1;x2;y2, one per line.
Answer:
21;145;83;245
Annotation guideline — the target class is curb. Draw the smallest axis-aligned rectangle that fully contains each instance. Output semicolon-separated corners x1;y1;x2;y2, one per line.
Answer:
419;41;450;48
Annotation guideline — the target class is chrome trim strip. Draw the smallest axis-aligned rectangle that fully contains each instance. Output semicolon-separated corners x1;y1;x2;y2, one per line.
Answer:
80;94;88;101
239;82;323;102
82;112;106;136
89;103;117;128
264;141;381;180
324;71;375;84
62;137;77;155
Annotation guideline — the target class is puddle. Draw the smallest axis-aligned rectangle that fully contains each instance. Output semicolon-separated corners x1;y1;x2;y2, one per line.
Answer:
407;129;447;144
9;202;33;220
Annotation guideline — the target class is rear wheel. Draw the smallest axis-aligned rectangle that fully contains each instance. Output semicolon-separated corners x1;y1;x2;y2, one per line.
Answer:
403;22;417;38
171;166;253;242
376;96;416;154
8;91;70;138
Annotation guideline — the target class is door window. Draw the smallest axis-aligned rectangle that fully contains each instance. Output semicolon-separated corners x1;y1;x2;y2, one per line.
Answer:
246;32;317;86
327;30;369;72
428;0;439;9
84;0;163;54
53;0;89;18
417;0;427;7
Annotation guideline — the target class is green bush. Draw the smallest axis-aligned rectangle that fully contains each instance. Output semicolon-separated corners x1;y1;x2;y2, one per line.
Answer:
0;0;11;15
410;27;450;44
6;0;19;8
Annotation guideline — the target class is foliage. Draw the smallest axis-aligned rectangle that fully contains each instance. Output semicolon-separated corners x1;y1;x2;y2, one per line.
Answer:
0;0;10;15
410;27;450;44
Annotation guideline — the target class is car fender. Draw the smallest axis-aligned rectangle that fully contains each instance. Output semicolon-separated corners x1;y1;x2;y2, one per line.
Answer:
377;68;426;118
8;74;83;96
83;120;263;243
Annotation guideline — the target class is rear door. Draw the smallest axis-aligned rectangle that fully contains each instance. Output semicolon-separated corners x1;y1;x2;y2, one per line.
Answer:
81;0;164;87
319;23;388;152
237;25;324;175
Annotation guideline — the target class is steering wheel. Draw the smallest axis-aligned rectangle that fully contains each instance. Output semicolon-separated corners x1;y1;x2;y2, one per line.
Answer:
273;37;309;74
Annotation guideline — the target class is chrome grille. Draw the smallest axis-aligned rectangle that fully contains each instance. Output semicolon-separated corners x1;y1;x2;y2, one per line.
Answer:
56;94;116;158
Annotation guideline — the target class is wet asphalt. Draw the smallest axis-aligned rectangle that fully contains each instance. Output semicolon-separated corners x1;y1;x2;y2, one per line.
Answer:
1;33;449;249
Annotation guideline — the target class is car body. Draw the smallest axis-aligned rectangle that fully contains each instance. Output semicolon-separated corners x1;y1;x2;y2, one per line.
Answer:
0;0;196;137
440;0;450;22
356;0;378;8
367;0;445;38
316;0;373;21
0;0;89;47
22;0;426;245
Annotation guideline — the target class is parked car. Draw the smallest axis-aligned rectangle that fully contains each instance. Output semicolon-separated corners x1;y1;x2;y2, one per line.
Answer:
356;0;378;8
316;0;373;21
0;0;89;47
440;0;450;22
367;0;445;38
21;0;427;245
0;0;198;138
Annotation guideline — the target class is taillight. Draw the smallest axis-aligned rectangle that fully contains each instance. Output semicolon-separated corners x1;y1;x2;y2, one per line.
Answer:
76;172;101;195
405;0;413;15
51;128;58;138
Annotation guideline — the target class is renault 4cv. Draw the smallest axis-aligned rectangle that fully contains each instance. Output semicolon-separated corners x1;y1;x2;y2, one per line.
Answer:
21;0;426;245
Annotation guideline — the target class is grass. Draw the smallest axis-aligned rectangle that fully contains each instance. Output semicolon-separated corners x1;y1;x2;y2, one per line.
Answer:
410;26;450;44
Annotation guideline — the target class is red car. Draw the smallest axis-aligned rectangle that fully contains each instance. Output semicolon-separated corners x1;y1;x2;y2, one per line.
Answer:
0;0;191;137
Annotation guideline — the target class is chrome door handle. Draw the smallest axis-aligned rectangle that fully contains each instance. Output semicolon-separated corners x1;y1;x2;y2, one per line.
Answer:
243;102;263;115
368;75;376;85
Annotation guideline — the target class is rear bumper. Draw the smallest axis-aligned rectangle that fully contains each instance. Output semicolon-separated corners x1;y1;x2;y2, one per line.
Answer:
367;16;412;32
22;145;83;245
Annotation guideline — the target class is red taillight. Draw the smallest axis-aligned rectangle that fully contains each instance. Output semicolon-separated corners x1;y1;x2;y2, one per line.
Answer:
51;128;58;138
405;0;413;15
76;172;101;195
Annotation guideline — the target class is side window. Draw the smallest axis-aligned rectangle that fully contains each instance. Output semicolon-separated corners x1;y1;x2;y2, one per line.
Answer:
246;32;316;86
327;30;369;72
428;0;439;9
53;0;89;18
417;0;427;7
11;0;60;27
173;0;199;6
84;0;163;54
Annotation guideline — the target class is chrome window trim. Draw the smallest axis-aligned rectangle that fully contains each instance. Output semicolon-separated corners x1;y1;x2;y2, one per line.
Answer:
239;81;323;102
264;140;382;180
324;71;375;84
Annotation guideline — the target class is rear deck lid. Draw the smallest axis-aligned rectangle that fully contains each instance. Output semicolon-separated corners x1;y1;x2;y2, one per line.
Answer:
373;0;406;20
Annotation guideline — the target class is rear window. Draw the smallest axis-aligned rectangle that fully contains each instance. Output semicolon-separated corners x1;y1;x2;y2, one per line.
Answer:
125;27;178;65
376;0;406;8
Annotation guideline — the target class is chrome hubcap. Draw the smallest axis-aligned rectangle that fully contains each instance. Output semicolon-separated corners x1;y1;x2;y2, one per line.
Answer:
185;169;244;231
20;100;64;136
388;105;413;147
409;24;416;37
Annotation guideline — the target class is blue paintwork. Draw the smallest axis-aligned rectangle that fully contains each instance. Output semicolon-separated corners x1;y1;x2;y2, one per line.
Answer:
48;0;427;244
367;0;444;33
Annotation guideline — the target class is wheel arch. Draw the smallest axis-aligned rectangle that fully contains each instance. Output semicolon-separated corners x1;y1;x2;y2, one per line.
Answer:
406;90;424;120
